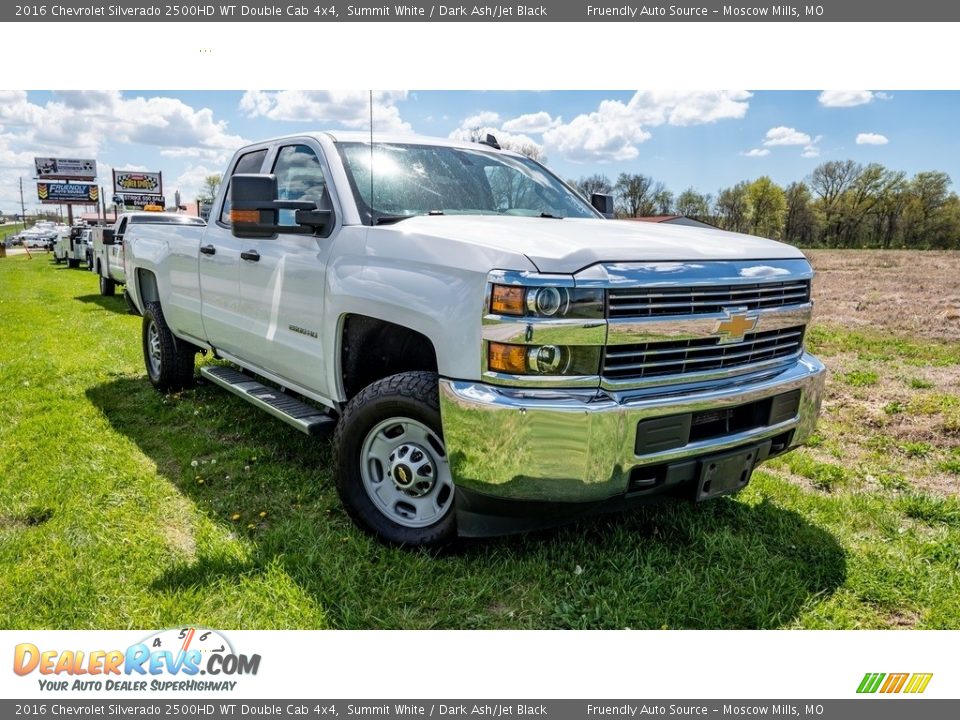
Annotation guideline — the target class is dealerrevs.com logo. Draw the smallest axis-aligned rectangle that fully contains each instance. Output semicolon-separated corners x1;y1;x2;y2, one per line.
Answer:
13;628;260;692
857;672;933;694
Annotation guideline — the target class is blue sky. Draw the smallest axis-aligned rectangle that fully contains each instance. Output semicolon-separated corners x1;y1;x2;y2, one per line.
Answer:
1;90;957;213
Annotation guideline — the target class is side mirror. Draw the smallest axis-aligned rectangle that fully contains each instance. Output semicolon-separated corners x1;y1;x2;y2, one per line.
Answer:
102;229;116;245
591;193;615;219
230;173;332;239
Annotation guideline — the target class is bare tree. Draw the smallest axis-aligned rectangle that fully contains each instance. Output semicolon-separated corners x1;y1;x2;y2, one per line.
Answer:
573;174;613;201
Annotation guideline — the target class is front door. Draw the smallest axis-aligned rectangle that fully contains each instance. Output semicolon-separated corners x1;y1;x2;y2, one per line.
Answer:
235;141;338;398
199;146;269;355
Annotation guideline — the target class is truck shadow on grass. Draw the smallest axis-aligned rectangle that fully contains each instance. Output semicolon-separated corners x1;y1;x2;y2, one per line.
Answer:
87;376;846;629
75;294;129;313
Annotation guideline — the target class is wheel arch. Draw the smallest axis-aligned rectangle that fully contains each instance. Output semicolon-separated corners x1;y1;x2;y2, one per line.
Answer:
337;314;439;401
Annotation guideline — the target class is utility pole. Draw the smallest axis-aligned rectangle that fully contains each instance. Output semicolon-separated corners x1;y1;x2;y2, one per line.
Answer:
19;177;32;259
19;177;27;231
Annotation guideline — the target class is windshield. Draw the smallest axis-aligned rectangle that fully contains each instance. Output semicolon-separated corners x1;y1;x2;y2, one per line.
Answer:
336;142;599;222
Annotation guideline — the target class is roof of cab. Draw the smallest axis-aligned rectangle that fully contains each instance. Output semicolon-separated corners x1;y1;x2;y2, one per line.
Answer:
244;130;523;156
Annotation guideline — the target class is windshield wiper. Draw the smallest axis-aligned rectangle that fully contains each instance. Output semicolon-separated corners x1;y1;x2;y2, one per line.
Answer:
375;215;415;225
539;212;564;219
375;210;445;225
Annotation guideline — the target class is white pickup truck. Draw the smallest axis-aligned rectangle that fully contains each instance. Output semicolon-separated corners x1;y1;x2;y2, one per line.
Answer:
124;132;825;546
94;212;206;297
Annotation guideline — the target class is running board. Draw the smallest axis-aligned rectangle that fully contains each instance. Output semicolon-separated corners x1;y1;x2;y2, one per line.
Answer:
200;366;336;436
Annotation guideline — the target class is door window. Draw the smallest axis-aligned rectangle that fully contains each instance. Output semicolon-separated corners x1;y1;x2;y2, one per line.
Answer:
219;148;268;225
272;145;330;229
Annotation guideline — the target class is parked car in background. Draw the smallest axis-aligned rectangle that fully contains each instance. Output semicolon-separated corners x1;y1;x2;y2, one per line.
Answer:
53;226;91;268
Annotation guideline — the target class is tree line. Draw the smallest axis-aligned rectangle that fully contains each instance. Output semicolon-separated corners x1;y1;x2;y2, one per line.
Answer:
571;160;960;249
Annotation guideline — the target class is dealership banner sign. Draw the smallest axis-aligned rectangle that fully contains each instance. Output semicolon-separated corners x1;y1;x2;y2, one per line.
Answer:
34;157;97;181
37;182;99;204
114;170;163;195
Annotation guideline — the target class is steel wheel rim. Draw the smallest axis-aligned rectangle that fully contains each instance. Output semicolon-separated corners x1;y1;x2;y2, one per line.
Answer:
359;417;453;529
146;321;162;377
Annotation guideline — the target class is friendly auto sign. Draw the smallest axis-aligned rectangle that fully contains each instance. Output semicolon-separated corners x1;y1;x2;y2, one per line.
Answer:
34;157;97;180
37;182;99;204
113;170;163;195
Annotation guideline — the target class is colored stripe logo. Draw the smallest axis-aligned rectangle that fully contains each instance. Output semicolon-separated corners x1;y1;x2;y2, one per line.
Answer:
857;672;933;694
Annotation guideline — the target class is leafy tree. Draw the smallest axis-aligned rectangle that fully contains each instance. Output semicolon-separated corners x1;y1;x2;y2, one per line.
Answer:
200;174;222;202
675;187;712;221
715;182;750;233
614;173;657;217
746;176;787;240
784;182;818;247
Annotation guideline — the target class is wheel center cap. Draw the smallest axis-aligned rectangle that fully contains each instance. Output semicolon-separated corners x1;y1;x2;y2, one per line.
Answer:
393;463;414;488
388;443;436;497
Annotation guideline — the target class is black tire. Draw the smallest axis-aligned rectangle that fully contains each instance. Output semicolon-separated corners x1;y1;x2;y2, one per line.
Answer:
68;258;79;268
54;254;62;264
87;253;94;271
141;301;196;392
334;371;456;547
99;272;116;296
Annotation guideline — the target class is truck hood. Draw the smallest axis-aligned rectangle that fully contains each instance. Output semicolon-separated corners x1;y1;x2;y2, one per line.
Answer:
390;215;805;274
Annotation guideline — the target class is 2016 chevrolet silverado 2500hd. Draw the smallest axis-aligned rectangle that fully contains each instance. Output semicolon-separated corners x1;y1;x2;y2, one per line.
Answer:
124;132;826;546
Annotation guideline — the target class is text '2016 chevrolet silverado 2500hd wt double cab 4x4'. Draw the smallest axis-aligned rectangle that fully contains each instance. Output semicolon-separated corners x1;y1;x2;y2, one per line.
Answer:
124;132;826;546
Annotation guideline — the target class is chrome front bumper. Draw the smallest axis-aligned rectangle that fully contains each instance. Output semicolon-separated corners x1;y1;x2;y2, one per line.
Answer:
439;353;826;505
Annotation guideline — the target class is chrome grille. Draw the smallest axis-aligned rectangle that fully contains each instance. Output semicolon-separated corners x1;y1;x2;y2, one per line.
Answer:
607;280;811;318
603;326;806;380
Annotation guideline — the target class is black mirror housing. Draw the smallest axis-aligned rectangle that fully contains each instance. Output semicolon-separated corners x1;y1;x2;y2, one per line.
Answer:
591;193;615;219
102;229;116;245
230;173;332;238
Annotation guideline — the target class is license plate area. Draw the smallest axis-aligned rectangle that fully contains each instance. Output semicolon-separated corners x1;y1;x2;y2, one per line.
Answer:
695;443;765;501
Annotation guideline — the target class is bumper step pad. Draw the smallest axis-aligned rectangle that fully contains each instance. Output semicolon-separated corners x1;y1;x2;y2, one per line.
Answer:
200;365;335;436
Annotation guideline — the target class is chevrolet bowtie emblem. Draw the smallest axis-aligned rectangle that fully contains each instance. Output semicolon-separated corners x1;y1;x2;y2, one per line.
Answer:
396;467;407;482
715;308;758;344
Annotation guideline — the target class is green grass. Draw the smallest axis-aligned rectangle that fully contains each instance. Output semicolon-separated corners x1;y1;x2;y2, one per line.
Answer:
1;255;959;629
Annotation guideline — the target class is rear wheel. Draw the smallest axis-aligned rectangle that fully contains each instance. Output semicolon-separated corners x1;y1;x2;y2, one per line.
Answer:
99;273;115;296
334;371;455;547
142;301;196;391
68;258;79;268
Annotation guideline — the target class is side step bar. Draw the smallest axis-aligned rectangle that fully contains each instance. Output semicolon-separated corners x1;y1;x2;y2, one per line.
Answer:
200;366;336;436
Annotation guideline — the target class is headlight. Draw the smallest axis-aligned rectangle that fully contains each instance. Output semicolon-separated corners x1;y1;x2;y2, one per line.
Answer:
488;342;601;376
490;284;603;319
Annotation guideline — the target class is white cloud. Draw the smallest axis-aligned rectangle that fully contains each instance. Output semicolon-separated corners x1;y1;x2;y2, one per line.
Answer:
501;111;557;134
460;111;501;129
542;90;751;163
172;164;222;204
818;90;876;108
0;91;247;212
447;119;543;156
856;132;889;145
763;126;812;146
741;148;770;157
801;134;824;158
239;90;412;134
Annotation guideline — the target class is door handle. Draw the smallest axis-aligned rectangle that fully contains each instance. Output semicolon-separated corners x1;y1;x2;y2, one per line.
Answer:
199;244;216;255
240;250;261;262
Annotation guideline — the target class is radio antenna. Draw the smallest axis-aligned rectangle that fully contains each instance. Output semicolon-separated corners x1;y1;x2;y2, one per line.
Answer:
369;89;374;227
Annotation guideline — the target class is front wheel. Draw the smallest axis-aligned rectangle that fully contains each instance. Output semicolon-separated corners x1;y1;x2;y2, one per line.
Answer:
334;371;456;547
141;301;196;392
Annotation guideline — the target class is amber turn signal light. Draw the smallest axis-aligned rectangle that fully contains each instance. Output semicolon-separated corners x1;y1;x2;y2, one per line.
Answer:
488;342;528;374
231;209;260;225
490;284;525;316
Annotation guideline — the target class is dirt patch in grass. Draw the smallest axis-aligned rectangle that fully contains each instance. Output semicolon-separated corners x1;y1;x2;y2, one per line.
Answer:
805;250;960;342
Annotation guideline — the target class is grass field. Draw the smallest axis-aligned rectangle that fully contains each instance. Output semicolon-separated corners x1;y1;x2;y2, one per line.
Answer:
1;251;958;629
